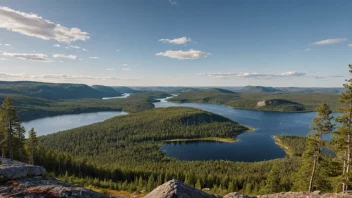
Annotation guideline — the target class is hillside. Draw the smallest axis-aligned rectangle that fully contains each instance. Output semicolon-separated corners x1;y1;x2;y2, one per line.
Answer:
0;81;118;100
32;107;299;196
168;88;240;104
0;91;169;121
241;86;281;93
112;86;139;93
169;89;340;112
92;85;123;96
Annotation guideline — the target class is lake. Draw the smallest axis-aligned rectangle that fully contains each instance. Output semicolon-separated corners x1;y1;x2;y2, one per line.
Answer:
155;99;322;162
22;111;127;137
102;93;131;100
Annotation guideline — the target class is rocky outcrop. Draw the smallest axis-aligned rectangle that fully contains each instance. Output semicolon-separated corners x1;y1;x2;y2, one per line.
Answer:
143;179;216;198
0;158;46;182
0;158;119;198
0;177;120;198
223;192;255;198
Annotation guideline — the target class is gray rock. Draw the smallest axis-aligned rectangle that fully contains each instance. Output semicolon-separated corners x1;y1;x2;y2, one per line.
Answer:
0;158;46;181
0;177;121;198
224;192;256;198
143;179;215;198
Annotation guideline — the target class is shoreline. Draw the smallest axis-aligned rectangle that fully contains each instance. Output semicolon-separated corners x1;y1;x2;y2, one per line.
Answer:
165;137;238;143
272;135;293;157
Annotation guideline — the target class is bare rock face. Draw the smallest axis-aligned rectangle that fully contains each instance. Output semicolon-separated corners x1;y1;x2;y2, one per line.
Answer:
0;158;46;182
0;177;119;198
143;179;216;198
223;192;256;198
257;192;352;198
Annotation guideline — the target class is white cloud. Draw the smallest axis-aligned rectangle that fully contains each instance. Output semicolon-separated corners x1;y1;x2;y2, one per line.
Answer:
0;6;90;43
4;44;11;47
78;58;83;61
89;56;100;59
122;68;131;71
169;0;177;5
105;68;115;71
156;49;210;60
312;38;348;45
0;51;52;62
65;45;80;49
198;71;306;79
116;49;120;52
53;44;60;47
305;48;312;51
159;37;191;44
348;44;352;47
0;73;121;81
123;63;128;66
0;58;8;61
82;48;88;52
53;54;77;60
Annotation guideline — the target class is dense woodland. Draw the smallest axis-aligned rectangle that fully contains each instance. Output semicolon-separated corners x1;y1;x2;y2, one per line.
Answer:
1;65;352;196
169;88;340;112
0;91;169;121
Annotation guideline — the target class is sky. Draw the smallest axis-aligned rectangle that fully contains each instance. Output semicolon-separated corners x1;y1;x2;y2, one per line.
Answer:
0;0;351;87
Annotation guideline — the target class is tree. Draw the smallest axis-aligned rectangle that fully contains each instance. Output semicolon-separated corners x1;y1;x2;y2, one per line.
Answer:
195;178;202;190
26;128;38;164
14;124;26;160
147;174;154;191
333;64;352;192
265;163;281;193
293;101;334;192
0;96;20;159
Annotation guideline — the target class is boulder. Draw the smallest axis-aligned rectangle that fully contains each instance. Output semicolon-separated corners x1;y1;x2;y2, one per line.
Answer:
143;179;215;198
0;158;46;182
0;177;120;198
223;192;256;198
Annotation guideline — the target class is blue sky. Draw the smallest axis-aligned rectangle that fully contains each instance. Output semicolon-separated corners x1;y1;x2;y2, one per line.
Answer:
0;0;351;87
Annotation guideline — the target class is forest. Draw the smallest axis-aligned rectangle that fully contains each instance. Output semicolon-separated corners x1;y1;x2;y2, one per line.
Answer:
168;88;341;112
0;91;169;121
1;65;352;196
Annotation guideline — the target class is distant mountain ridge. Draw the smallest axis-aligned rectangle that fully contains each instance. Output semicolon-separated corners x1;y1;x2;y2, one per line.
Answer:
0;81;121;100
241;86;281;92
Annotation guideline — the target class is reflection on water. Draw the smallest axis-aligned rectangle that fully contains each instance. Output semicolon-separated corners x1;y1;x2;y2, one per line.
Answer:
102;93;131;99
22;111;127;137
155;98;326;162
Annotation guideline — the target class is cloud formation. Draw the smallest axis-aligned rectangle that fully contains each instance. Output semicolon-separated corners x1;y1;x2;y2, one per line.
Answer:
53;44;60;48
312;38;348;45
0;6;90;43
105;68;115;71
53;54;77;60
65;45;80;49
122;68;131;71
156;49;210;60
89;57;100;59
0;73;121;81
0;51;52;62
348;44;352;47
198;71;306;79
159;37;191;44
305;48;312;51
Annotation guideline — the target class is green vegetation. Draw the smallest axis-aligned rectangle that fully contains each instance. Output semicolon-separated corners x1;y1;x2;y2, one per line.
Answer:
273;135;306;157
0;91;169;121
165;137;237;143
170;89;340;112
0;81;121;100
168;88;240;104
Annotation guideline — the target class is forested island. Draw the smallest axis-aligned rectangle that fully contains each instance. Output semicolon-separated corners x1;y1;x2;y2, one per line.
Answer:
168;87;340;112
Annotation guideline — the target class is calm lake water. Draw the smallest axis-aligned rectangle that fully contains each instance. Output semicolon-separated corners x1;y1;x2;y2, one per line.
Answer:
102;93;131;100
155;99;323;162
22;111;127;137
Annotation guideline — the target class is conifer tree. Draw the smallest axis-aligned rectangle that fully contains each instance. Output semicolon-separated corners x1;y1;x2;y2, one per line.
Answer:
265;163;281;193
26;128;38;164
0;96;20;159
333;64;352;192
195;178;202;190
293;101;334;192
